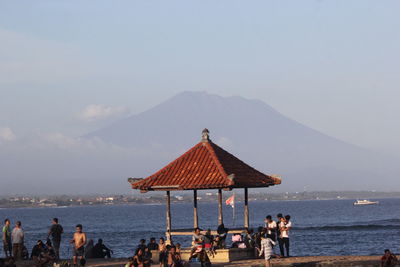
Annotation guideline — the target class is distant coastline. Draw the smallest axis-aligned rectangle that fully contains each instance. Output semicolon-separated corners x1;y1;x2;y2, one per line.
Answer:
0;191;399;209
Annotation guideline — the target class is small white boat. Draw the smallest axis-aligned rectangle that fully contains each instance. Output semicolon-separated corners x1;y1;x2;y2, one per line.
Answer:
353;199;379;206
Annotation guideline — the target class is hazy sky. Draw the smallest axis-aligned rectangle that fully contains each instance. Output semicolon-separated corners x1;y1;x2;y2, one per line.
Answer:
1;1;400;156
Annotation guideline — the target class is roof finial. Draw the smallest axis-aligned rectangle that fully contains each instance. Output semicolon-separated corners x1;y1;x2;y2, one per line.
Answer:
201;128;210;142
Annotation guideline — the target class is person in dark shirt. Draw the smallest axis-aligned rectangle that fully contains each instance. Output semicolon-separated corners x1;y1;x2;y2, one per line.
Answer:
276;213;284;257
47;218;63;260
92;239;113;258
381;249;398;267
147;237;159;251
137;239;147;253
31;240;48;267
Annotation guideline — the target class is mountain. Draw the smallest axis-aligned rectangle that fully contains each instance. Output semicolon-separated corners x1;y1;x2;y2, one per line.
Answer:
85;91;399;191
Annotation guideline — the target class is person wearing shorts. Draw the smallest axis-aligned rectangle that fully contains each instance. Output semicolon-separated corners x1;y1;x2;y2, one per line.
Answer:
71;224;86;266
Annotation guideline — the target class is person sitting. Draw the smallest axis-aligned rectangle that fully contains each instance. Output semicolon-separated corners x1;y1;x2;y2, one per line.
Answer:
381;249;398;267
189;244;211;267
192;228;204;247
143;247;152;266
203;229;214;250
93;238;113;258
147;237;159;251
43;240;56;263
216;224;228;249
125;257;135;267
31;240;48;267
231;233;246;248
167;245;189;267
133;248;150;267
137;239;147;253
244;228;255;248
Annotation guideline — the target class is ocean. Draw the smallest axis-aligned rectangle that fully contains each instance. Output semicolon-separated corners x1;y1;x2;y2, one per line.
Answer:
0;198;399;259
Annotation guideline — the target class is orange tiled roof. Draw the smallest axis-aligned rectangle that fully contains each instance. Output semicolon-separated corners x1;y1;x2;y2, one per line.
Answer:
129;130;281;191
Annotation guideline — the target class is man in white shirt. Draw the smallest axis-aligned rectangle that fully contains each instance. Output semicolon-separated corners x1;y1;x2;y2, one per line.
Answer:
264;215;277;241
279;215;292;257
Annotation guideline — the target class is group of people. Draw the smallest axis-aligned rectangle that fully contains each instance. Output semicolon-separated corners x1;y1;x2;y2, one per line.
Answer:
126;237;190;267
2;218;113;267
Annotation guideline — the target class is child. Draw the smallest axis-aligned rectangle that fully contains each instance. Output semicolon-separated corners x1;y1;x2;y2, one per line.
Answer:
159;237;167;267
259;235;276;267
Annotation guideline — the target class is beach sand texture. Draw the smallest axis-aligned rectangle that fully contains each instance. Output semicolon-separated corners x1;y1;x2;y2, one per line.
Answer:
14;255;385;267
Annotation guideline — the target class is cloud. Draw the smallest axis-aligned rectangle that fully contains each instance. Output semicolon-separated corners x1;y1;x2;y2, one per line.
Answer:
0;127;16;142
77;104;130;122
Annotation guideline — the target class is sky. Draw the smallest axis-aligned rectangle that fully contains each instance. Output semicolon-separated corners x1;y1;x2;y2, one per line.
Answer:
0;1;400;193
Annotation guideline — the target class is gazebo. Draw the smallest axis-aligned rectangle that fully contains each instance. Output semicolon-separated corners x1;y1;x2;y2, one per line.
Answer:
128;129;281;243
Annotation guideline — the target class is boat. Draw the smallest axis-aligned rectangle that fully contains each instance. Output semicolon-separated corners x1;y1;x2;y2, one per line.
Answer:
353;199;379;206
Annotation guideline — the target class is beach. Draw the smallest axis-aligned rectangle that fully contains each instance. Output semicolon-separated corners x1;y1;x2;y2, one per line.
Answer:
14;255;385;267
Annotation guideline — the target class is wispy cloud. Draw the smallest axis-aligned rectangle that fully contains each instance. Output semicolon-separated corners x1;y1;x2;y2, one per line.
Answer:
0;127;16;142
77;104;129;122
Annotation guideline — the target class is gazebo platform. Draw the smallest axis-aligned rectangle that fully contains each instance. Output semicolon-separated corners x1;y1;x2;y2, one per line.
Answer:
128;129;281;242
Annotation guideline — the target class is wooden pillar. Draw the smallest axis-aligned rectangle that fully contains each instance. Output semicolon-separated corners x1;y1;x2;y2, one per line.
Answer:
193;190;198;228
218;189;223;225
244;188;249;228
166;191;172;241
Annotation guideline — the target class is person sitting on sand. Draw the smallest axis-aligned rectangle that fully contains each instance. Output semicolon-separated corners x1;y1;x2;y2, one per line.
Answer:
31;240;48;267
44;240;56;263
159;237;167;267
147;237;159;251
133;248;150;267
381;249;398;267
259;232;276;267
93;238;113;258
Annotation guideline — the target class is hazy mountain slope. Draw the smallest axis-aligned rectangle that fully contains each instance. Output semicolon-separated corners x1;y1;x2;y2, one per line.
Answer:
85;91;399;191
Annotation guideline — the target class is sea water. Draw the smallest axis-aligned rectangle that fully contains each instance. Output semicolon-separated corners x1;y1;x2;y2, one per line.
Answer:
0;198;399;259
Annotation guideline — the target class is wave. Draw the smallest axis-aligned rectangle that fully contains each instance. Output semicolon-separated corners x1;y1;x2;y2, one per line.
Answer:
296;224;400;231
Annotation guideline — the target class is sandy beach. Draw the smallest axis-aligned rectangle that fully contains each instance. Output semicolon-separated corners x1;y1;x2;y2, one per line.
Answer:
13;255;386;267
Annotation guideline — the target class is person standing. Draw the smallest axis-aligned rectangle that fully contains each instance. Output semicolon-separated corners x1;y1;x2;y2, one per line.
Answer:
71;224;87;267
11;221;24;261
279;215;292;257
2;219;12;257
265;215;277;242
276;214;284;257
47;217;63;260
259;234;276;267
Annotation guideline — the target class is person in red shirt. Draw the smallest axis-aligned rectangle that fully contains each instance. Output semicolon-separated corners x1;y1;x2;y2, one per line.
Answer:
381;249;398;267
